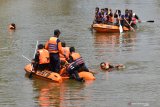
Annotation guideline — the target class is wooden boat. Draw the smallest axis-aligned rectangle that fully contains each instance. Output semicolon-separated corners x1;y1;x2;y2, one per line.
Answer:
92;24;130;33
24;64;96;83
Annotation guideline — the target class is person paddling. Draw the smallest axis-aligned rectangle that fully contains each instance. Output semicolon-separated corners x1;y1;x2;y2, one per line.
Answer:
129;13;141;29
100;62;125;71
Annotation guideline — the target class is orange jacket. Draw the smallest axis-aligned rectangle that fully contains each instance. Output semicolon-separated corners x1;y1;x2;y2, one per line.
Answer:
59;47;70;62
45;37;63;54
38;49;50;64
71;52;84;65
71;52;81;61
68;52;84;68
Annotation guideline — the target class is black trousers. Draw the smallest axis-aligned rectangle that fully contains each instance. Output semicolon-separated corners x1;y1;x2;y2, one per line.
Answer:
50;53;60;73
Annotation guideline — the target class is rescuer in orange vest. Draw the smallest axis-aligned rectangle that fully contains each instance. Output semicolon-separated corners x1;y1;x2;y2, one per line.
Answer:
45;29;63;73
59;41;70;66
32;44;50;71
67;47;89;82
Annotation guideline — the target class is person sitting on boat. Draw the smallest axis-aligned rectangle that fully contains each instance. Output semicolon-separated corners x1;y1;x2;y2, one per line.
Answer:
32;44;50;71
114;9;121;25
124;9;129;20
120;15;126;27
100;62;125;71
66;47;89;82
94;7;104;24
59;41;70;66
8;23;16;30
93;7;100;24
107;9;114;25
103;8;108;24
129;13;141;29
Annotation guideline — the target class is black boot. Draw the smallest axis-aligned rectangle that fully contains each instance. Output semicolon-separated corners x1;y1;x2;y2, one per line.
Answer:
73;71;85;82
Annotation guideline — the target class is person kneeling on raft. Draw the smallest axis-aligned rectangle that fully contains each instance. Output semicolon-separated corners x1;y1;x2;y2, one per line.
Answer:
100;62;125;71
32;44;50;71
66;47;89;82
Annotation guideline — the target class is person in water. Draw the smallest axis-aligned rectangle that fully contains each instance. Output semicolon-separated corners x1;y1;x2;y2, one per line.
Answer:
8;23;16;30
100;62;125;71
66;47;89;82
32;44;50;71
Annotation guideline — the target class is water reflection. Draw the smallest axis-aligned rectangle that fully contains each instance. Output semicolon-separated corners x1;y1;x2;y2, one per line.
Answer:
92;32;137;62
32;79;89;107
93;32;137;51
93;32;136;46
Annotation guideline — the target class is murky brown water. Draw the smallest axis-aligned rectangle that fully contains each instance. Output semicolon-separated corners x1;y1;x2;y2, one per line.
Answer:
0;0;160;107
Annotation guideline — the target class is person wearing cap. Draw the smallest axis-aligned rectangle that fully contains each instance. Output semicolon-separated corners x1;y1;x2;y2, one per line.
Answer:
45;29;63;73
100;62;125;71
32;44;50;71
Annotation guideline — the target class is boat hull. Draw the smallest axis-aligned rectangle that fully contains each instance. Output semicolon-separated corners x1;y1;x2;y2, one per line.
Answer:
92;24;130;33
24;64;95;82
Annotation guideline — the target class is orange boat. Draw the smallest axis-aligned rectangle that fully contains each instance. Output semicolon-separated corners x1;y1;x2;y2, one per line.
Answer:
92;24;130;33
24;64;96;83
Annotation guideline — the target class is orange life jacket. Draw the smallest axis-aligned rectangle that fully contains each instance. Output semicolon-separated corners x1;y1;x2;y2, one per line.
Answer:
48;37;58;53
38;49;50;64
70;52;84;65
60;47;70;62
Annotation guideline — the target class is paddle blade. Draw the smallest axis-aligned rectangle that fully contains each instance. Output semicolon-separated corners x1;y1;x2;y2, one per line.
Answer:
119;25;123;33
141;20;154;23
147;20;154;22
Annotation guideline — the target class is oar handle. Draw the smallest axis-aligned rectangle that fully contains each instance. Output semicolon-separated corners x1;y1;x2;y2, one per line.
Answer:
30;41;39;78
141;20;154;23
22;55;31;62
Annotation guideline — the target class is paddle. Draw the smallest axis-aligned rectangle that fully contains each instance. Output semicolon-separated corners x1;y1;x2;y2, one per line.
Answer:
141;20;154;23
22;55;31;62
117;13;123;33
124;18;135;32
29;41;39;78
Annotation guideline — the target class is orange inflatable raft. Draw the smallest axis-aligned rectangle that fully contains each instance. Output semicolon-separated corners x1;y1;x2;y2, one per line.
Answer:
24;64;96;83
92;24;130;33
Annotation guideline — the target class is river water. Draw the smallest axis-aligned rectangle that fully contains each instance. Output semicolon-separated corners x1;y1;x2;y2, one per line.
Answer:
0;0;160;107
